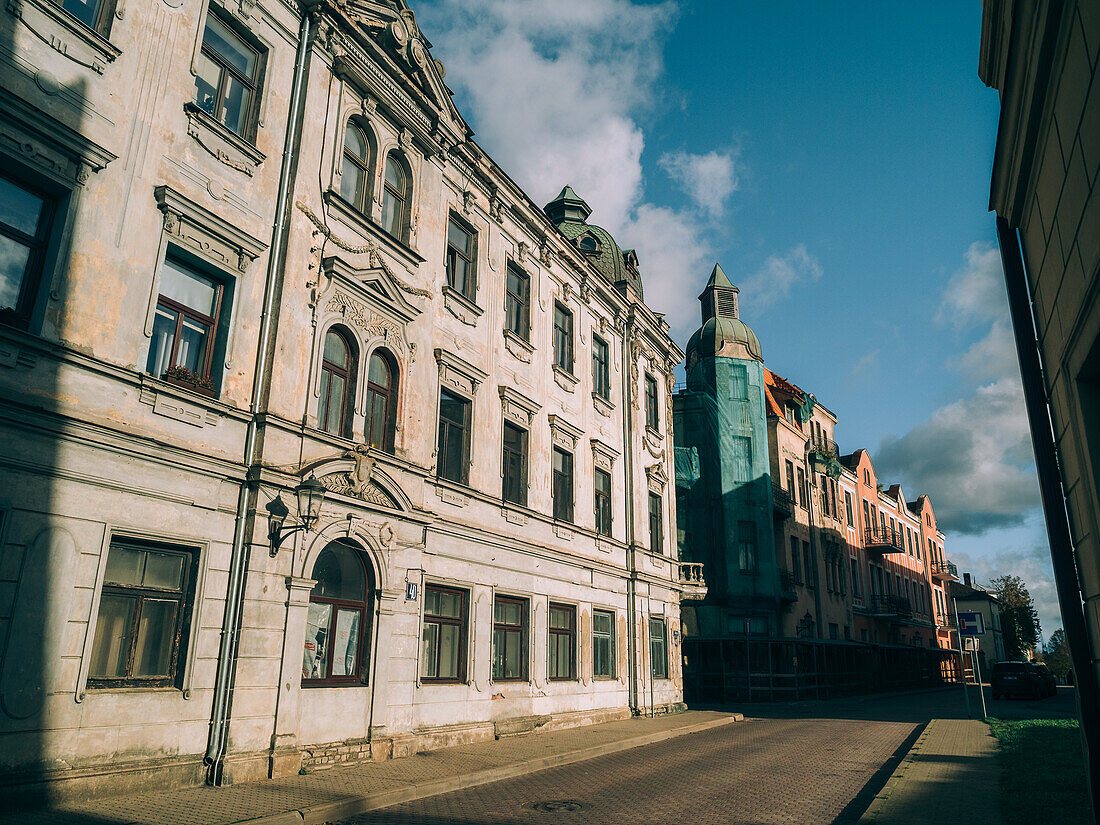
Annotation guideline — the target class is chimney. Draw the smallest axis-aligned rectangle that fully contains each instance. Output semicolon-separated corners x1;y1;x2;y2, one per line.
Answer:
963;572;972;587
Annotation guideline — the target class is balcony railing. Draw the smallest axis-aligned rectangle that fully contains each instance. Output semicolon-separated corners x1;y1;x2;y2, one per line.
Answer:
678;562;707;601
772;482;794;517
931;560;959;581
864;526;906;553
870;595;912;618
810;433;839;458
778;569;798;601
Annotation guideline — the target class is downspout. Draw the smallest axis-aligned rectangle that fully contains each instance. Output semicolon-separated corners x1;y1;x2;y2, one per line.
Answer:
996;216;1100;818
204;9;314;784
622;315;639;713
804;444;823;638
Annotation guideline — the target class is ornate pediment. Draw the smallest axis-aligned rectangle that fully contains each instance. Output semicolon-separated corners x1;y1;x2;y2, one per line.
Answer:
297;446;411;511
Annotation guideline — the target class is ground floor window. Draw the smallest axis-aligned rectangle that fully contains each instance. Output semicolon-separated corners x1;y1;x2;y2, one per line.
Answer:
422;585;468;682
492;595;528;681
548;602;576;680
88;540;197;688
303;540;372;685
593;609;615;678
649;617;668;678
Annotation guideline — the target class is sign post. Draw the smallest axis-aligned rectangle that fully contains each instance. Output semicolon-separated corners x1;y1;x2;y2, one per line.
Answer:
951;596;972;718
957;610;988;718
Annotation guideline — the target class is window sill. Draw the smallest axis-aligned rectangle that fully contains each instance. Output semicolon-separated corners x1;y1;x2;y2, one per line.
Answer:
592;392;614;418
552;364;578;393
323;190;425;270
645;425;663;441
503;328;534;363
11;0;121;74
184;103;265;176
301;680;369;689
434;477;472;507
441;285;483;327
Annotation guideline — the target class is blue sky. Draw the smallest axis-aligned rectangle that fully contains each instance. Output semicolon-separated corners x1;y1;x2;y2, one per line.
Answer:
416;0;1060;635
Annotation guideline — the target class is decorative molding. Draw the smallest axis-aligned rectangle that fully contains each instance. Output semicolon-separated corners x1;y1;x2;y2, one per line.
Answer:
434;347;486;398
645;462;668;492
590;438;619;471
548;415;583;452
0;88;116;187
502;329;533;363
592;392;614;419
155;185;267;273
300;202;431;298
441;286;483;326
8;0;121;74
184;104;265;176
435;485;469;508
319;472;399;509
499;385;540;428
552;364;579;393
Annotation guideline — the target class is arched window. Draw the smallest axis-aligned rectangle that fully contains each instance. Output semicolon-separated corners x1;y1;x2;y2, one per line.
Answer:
302;541;373;685
340;120;372;213
380;153;409;240
318;327;356;438
366;348;397;453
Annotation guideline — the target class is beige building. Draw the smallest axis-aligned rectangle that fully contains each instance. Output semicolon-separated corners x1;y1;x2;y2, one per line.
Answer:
0;0;697;801
980;0;1100;809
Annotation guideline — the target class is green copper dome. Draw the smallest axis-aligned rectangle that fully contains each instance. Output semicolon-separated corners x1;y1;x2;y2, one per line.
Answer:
544;186;644;299
685;263;762;362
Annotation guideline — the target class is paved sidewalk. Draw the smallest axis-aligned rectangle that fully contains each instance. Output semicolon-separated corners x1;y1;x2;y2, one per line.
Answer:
6;711;740;825
858;718;1004;825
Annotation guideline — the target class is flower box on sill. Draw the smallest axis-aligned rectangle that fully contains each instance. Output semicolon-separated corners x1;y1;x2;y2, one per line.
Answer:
161;367;216;399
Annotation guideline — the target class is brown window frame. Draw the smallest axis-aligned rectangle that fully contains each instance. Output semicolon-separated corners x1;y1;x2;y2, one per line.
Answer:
553;302;573;373
592;608;615;679
594;467;612;537
592;334;610;400
504;262;530;341
644;373;659;430
340;120;373;214
87;541;198;690
649;616;668;679
421;584;469;683
437;388;471;485
648;491;663;553
552;446;574;523
318;327;357;438
52;0;117;36
445;212;477;300
491;595;528;682
381;153;409;240
502;421;528;507
366;348;397;453
147;255;225;387
194;9;264;141
547;602;576;681
0;170;56;330
302;543;373;687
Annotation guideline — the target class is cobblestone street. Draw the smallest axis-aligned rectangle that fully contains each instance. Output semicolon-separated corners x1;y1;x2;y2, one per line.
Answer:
339;687;1077;825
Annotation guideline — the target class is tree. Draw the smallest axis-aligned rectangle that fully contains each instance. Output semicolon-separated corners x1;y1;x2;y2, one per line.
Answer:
1044;628;1072;682
989;575;1041;660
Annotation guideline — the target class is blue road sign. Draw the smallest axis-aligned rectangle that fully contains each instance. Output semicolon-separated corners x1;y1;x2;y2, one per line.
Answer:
957;611;985;636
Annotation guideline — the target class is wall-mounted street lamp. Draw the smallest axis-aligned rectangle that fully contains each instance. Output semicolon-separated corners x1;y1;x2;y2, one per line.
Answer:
266;476;327;557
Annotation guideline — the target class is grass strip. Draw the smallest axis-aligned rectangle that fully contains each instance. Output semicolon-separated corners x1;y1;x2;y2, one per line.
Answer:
987;717;1089;825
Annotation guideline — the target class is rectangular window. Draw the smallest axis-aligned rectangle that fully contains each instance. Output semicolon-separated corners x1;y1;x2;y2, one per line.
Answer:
502;422;528;507
505;263;530;340
492;595;527;682
147;255;224;389
0;171;56;329
862;499;871;531
731;436;752;482
820;474;831;516
644;373;659;430
552;447;574;522
649;617;668;679
445;214;477;300
553;303;573;373
729;363;747;399
88;541;196;688
850;557;861;599
437;389;471;485
738;520;757;572
845;491;854;527
790;536;802;583
785;460;796;497
594;467;612;537
548;603;576;680
53;0;115;34
421;585;468;682
592;335;610;400
797;467;807;508
193;10;263;139
648;492;663;553
593;609;615;678
803;541;814;589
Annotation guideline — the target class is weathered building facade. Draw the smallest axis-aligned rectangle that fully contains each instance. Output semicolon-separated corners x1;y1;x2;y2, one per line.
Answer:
0;0;697;801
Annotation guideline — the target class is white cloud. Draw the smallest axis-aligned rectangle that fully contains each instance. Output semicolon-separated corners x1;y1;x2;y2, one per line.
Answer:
950;540;1063;636
844;349;880;388
658;150;739;218
936;241;1007;328
738;244;823;312
958;318;1019;383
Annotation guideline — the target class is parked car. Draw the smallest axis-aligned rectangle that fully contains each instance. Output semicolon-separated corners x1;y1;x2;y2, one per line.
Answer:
991;661;1045;699
1033;663;1058;697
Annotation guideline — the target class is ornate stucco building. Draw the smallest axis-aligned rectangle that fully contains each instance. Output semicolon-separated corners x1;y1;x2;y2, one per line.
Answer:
0;0;698;800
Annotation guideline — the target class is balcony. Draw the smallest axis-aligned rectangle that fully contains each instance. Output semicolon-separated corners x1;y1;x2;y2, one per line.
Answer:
935;612;957;630
870;595;912;619
810;433;839;458
931;560;959;582
678;562;707;601
772;482;794;518
778;569;798;602
864;526;906;553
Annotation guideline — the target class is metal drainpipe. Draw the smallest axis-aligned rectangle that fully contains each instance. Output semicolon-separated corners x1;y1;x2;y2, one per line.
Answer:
622;316;639;713
996;216;1100;818
204;9;313;784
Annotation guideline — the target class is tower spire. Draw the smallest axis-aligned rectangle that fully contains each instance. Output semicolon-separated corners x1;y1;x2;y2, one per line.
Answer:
698;262;740;323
